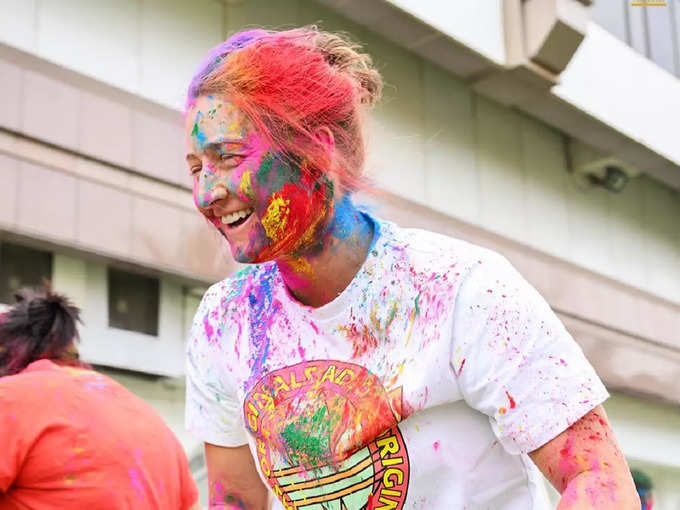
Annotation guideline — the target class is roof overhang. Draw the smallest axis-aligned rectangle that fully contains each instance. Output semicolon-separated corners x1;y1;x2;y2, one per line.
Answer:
315;0;680;190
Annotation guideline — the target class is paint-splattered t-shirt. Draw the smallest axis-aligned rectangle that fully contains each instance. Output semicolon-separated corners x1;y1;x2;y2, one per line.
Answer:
186;218;608;509
0;360;198;510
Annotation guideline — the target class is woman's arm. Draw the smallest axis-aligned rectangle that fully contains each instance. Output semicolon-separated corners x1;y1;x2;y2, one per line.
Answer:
204;443;269;510
529;405;640;509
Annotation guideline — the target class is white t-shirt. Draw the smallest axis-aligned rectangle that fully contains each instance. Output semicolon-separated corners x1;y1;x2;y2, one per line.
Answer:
186;217;608;510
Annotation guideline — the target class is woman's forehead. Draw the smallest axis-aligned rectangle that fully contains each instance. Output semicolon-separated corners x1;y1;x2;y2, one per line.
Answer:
185;95;253;153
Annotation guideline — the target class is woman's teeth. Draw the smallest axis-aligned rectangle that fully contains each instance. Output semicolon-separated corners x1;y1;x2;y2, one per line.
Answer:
220;207;254;226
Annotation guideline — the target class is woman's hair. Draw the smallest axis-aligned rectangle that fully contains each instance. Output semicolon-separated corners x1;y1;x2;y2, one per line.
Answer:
0;286;82;377
187;26;383;192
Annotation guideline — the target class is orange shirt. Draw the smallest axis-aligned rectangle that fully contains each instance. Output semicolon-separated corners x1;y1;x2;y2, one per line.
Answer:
0;360;198;509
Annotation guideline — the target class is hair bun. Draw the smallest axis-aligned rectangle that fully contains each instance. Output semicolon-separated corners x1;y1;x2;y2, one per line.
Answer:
313;29;383;107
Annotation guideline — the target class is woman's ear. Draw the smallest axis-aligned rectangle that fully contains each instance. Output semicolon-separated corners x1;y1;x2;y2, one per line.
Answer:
314;126;335;151
311;126;342;189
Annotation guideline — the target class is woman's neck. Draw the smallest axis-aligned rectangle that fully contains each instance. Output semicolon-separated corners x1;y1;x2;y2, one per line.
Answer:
276;195;374;308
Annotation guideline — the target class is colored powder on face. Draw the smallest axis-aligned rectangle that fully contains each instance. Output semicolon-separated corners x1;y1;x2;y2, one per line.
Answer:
238;170;254;200
261;193;291;242
331;194;355;240
223;495;246;508
191;111;207;149
285;257;313;277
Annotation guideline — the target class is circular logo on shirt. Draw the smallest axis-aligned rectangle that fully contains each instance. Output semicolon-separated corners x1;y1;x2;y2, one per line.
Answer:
244;360;410;510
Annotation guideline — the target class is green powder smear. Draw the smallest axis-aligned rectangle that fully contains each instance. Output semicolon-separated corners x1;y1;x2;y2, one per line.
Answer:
280;405;331;465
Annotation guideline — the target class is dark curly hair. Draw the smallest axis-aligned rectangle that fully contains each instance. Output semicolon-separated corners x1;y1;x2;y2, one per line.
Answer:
0;285;82;376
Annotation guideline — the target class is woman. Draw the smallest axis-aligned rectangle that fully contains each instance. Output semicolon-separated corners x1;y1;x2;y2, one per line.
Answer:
184;27;639;509
0;287;200;509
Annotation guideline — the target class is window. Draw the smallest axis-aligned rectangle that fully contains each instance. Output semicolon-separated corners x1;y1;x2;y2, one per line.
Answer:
0;241;53;304
108;268;159;336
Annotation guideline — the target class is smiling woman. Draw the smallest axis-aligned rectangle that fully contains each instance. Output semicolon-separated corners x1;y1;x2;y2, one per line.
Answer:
183;27;639;510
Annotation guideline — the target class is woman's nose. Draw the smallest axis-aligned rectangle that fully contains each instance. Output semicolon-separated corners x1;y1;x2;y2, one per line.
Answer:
195;170;229;209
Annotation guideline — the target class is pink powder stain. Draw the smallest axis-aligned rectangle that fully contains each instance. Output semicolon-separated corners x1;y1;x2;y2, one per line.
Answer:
561;482;579;506
297;343;306;358
433;440;440;452
203;315;214;341
128;468;145;501
457;358;466;376
558;435;578;478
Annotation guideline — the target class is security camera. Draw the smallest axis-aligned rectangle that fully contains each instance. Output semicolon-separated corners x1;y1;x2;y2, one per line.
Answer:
568;140;640;193
588;166;629;193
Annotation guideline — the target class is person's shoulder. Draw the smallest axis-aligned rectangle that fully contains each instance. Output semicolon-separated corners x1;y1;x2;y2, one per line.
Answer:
381;219;507;277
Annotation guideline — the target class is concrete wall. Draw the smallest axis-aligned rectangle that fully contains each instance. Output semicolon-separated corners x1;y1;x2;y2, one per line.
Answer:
49;252;201;376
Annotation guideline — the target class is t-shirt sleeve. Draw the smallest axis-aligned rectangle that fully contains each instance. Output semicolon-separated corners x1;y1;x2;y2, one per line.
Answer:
185;289;249;447
451;252;609;455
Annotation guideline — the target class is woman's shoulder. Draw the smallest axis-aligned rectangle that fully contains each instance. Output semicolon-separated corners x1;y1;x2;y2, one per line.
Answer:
382;220;506;276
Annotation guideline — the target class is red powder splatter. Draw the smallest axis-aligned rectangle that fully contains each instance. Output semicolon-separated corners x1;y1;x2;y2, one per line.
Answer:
433;441;440;452
505;391;516;409
486;289;493;293
457;358;466;376
297;344;306;358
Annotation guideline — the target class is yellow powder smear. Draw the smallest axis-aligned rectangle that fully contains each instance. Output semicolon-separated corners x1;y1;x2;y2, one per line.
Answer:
261;194;290;241
286;256;313;276
239;170;253;199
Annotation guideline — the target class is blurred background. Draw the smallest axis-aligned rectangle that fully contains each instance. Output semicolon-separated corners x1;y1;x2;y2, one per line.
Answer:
0;0;678;507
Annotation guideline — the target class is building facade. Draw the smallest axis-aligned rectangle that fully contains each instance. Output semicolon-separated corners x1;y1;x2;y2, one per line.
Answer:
0;0;679;507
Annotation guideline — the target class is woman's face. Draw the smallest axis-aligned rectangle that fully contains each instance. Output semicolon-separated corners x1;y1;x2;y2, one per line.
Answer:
185;95;334;263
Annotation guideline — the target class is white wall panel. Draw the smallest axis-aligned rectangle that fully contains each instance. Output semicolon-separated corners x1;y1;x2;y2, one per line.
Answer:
565;176;613;276
423;62;478;224
140;0;224;109
37;0;139;92
521;117;570;256
226;0;300;34
365;33;426;203
607;177;647;291
643;178;680;302
475;96;527;242
52;254;88;310
0;0;37;52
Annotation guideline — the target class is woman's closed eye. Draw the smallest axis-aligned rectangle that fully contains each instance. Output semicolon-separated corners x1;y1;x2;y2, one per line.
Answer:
220;153;246;166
